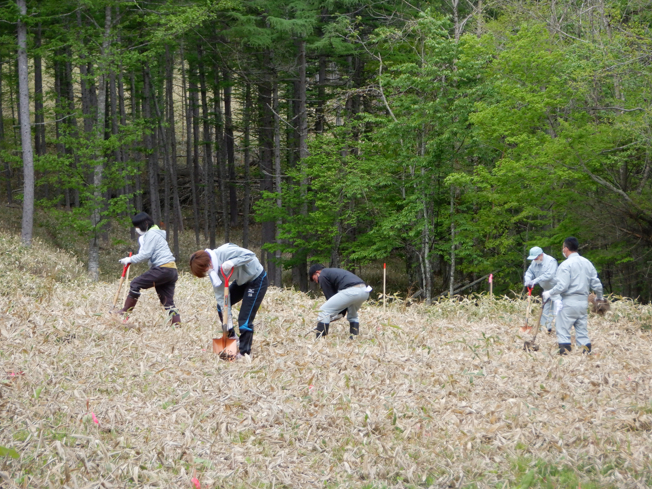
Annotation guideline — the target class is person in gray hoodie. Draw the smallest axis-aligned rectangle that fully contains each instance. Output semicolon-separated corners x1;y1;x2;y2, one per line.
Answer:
524;246;559;333
115;212;180;324
189;244;268;357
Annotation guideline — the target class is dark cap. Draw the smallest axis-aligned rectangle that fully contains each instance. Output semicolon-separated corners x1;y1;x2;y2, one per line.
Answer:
131;212;151;227
308;263;325;278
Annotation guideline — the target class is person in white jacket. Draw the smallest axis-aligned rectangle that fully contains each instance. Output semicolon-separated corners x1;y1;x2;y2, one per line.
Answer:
543;237;604;355
189;244;268;357
524;246;558;333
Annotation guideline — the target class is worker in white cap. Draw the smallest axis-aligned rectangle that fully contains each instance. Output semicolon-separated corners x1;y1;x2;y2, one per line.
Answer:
524;246;559;333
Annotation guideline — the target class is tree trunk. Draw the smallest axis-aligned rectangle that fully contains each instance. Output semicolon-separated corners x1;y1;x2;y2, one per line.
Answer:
131;73;143;216
164;46;181;257
198;46;216;247
449;187;456;297
242;83;252;249
213;66;229;242
295;40;309;292
183;52;200;246
64;48;80;207
33;23;45;158
315;55;326;133
0;56;12;205
117;66;130;215
273;81;283;287
18;0;34;245
223;68;238;226
88;6;112;280
258;56;276;279
190;69;202;244
143;66;161;224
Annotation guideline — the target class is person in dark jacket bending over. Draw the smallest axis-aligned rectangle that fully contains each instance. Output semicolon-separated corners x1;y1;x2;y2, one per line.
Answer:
309;264;371;339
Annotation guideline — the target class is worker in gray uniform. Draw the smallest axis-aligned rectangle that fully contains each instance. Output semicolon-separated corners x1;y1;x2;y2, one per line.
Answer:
524;246;558;333
543;237;604;355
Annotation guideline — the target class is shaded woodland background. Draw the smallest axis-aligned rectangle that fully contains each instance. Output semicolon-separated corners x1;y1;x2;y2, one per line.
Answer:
2;0;652;301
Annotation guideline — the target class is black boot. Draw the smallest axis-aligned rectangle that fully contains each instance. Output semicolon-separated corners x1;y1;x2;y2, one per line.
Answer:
581;343;592;354
315;322;329;338
558;343;572;355
168;308;181;325
349;321;359;339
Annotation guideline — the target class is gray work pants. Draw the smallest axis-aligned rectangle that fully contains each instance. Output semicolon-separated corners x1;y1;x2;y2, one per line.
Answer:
318;286;369;324
556;295;590;346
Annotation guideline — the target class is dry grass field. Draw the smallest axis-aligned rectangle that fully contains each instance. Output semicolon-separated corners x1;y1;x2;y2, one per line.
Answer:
1;230;652;488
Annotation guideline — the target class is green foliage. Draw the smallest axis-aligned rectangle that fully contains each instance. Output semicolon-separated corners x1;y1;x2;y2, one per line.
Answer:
0;445;19;459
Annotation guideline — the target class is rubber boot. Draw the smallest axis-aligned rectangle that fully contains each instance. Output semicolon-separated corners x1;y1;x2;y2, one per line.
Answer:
558;343;572;355
349;321;359;339
581;343;592;354
168;309;181;326
315;322;329;338
119;296;138;315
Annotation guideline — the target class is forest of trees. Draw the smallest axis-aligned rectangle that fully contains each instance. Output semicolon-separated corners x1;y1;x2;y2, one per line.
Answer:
1;0;652;301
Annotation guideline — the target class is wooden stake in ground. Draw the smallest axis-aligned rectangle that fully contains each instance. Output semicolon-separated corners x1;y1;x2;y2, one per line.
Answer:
383;262;386;312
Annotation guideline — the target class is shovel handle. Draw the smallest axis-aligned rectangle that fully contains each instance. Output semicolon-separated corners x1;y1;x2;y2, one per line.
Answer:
120;254;132;277
221;268;234;333
112;252;132;308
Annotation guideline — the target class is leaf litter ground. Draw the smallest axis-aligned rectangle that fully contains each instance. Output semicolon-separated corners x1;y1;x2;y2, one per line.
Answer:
1;253;652;487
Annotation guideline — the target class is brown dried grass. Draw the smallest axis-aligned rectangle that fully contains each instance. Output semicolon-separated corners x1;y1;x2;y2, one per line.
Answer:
1;237;652;487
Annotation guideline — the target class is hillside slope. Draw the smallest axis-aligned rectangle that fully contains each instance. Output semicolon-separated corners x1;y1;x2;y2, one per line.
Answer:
1;234;652;488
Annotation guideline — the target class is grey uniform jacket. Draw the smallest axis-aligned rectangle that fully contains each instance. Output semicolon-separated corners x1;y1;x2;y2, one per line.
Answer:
210;243;264;307
130;227;175;267
524;253;558;291
548;253;603;301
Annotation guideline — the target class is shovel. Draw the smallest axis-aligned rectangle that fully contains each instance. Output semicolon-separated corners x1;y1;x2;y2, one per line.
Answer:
212;267;239;361
111;252;132;310
519;287;533;333
524;298;549;351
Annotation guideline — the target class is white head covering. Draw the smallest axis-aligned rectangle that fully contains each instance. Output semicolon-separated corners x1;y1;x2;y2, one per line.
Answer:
206;249;222;287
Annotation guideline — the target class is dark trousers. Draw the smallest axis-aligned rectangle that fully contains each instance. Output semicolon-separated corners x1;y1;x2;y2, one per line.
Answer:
228;271;268;355
129;267;178;313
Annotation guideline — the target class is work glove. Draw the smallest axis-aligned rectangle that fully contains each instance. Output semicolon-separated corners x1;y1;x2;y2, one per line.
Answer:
221;260;235;276
217;304;223;324
524;279;535;288
119;256;132;266
555;299;563;315
542;290;551;302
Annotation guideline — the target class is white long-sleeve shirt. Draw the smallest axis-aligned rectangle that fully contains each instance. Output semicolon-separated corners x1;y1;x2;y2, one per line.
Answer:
524;253;558;290
209;243;264;307
549;252;603;300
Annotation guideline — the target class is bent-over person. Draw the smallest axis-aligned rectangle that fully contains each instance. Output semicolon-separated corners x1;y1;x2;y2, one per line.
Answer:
309;264;371;339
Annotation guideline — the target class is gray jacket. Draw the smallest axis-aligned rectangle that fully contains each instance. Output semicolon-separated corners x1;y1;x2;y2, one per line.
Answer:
211;243;264;307
549;252;603;300
524;253;558;291
130;227;175;267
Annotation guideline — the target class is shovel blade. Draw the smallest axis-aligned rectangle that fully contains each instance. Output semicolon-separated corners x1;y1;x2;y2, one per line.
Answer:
212;336;239;361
